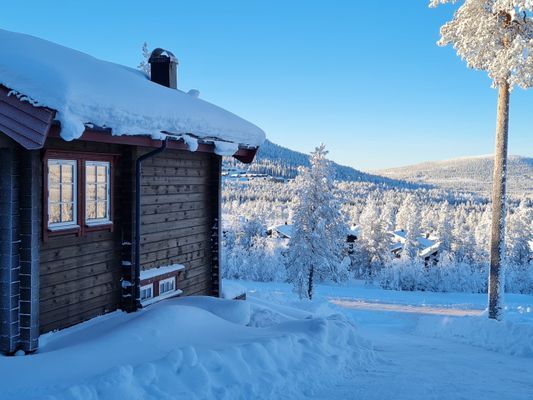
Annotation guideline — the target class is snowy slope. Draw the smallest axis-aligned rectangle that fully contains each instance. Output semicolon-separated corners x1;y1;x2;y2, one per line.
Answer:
225;139;424;187
376;155;533;196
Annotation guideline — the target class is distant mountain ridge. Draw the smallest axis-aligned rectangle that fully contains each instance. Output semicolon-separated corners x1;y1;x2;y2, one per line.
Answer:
226;139;423;188
376;155;533;197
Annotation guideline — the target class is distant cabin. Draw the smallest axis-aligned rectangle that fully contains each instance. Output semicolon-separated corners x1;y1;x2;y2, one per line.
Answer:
0;29;264;354
389;230;440;265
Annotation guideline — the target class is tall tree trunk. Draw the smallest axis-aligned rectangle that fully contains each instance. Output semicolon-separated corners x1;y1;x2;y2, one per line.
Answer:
488;81;510;321
307;265;314;300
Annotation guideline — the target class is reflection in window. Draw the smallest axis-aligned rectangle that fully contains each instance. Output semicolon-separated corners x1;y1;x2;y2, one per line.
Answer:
48;160;77;228
159;277;176;295
86;161;110;224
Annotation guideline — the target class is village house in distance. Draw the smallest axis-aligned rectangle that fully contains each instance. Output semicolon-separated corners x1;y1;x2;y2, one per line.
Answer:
0;29;265;354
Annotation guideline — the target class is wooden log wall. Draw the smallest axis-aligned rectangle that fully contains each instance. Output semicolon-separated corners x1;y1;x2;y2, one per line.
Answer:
139;148;220;296
39;139;125;333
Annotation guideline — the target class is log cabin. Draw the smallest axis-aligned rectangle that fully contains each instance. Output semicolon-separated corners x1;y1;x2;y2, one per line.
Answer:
0;29;264;354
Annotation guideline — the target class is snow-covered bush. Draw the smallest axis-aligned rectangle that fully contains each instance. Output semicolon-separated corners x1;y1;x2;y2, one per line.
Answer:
223;235;286;282
506;263;533;294
379;255;488;293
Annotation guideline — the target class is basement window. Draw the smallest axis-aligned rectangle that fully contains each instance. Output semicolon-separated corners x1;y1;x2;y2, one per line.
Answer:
159;277;176;295
140;284;154;301
47;159;78;230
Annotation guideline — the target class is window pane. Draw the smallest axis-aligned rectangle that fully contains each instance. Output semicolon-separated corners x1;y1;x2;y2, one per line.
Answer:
86;201;97;220
49;186;60;203
86;165;96;184
61;183;73;203
49;164;60;185
97;202;107;219
87;184;96;202
97;165;107;183
97;185;107;201
61;164;73;183
61;203;74;223
49;204;61;224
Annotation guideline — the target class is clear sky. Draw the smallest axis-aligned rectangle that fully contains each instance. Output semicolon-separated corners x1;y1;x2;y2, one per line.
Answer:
1;1;531;170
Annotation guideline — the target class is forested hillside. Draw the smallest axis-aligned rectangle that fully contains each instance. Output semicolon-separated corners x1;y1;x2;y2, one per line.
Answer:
225;139;424;188
377;155;533;197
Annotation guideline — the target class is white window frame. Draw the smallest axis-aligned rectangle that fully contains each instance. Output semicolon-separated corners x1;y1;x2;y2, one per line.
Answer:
47;159;78;230
140;284;154;301
85;161;111;226
159;277;176;295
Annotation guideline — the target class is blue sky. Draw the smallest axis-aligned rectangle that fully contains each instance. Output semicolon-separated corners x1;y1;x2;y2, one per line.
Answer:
1;1;531;170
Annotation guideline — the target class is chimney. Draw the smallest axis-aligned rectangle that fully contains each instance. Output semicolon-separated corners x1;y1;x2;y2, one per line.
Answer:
148;48;178;89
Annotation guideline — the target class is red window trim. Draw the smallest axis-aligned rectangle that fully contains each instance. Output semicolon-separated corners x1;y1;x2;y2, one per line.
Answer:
42;150;118;241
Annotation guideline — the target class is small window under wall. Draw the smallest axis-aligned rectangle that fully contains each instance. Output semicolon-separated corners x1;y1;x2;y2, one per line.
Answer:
140;284;154;301
85;161;111;226
159;277;176;295
47;159;78;231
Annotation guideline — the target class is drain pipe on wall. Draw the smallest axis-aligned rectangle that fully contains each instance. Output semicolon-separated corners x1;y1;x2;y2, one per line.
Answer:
134;138;168;310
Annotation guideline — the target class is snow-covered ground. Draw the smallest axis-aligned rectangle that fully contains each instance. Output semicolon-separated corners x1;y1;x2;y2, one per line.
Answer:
241;280;533;400
1;281;532;400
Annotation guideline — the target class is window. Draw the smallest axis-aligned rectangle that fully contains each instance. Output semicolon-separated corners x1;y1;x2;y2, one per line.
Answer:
159;277;176;295
140;284;153;301
44;152;115;237
85;161;110;225
47;160;77;230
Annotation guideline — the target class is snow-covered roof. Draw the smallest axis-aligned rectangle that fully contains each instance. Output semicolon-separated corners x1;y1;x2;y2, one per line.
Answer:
0;29;265;155
389;229;440;258
348;225;361;237
269;224;294;239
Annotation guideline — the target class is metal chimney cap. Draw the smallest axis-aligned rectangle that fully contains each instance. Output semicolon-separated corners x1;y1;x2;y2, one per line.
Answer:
149;48;178;64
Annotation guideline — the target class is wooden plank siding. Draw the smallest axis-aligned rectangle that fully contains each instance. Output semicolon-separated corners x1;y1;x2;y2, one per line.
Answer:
39;138;127;333
138;148;221;297
38;138;221;333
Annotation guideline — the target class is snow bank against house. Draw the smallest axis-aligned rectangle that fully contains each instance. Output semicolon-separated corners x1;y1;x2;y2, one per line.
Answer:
415;312;533;358
221;279;247;300
0;28;265;152
0;296;374;400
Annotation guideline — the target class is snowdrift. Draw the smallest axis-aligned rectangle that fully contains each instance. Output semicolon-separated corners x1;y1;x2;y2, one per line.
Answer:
415;313;533;358
0;296;374;400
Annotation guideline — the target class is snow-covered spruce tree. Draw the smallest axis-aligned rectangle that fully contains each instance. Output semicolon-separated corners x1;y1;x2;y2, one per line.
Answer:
359;197;392;279
431;0;532;320
506;197;533;266
138;42;151;77
285;144;347;299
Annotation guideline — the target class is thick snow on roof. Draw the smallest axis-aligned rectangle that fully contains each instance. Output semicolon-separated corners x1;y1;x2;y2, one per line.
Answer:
0;29;265;154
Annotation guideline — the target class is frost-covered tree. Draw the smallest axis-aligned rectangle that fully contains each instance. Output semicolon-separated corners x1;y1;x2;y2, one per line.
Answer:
138;42;151;77
431;0;533;320
436;201;453;255
359;198;392;277
285;144;347;299
506;198;533;265
403;197;422;260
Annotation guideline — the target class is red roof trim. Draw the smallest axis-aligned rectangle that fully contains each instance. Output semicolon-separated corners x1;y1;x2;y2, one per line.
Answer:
48;124;258;163
0;85;55;149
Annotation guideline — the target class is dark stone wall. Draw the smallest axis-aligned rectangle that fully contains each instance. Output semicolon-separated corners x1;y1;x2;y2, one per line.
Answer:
0;147;41;354
0;147;21;354
18;151;40;352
